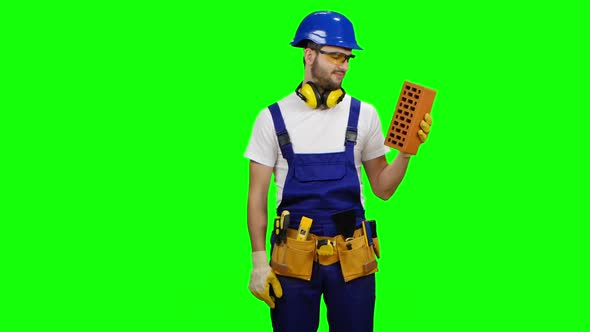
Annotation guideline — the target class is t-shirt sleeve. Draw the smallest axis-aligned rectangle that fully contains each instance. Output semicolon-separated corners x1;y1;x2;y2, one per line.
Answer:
244;109;278;167
361;105;391;162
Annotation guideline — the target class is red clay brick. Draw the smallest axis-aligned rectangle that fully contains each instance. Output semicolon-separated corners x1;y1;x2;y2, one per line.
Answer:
385;81;437;155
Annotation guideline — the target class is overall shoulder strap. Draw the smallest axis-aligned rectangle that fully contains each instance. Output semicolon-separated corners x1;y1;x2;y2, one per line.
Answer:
345;98;361;150
268;103;294;161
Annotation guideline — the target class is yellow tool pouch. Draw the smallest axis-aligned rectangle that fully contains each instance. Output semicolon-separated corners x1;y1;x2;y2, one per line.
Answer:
337;235;378;282
270;227;379;282
270;237;316;281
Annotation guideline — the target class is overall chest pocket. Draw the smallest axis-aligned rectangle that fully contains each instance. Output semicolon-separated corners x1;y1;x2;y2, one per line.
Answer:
293;152;347;182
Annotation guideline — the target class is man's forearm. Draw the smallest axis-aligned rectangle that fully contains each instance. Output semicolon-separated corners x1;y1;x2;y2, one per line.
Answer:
248;196;269;252
247;161;274;253
377;153;411;200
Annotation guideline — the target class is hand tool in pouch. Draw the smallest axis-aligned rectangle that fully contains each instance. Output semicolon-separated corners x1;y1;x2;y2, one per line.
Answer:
277;210;290;244
332;210;357;250
362;220;373;247
274;215;281;243
366;220;380;258
297;216;313;241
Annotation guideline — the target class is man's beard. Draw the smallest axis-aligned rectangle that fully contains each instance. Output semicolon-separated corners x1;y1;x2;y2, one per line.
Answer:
311;57;344;92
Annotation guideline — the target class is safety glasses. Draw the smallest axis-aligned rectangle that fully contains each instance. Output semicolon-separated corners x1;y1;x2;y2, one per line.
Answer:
317;49;356;65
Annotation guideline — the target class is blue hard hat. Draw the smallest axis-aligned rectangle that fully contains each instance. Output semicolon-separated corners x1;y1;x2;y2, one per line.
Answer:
290;11;363;50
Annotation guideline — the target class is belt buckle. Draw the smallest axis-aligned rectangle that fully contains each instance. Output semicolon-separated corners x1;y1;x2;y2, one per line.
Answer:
316;239;335;256
345;237;354;250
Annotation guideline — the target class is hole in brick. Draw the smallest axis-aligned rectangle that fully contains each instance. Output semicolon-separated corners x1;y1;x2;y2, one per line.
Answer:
415;95;420;100
405;85;410;90
411;87;417;92
395;128;401;133
394;120;399;126
389;133;396;138
402;130;407;135
405;118;411;124
398;142;404;147
403;90;406;95
399;102;403;107
404;111;409;116
418;89;421;94
401;136;406;141
400;122;406;128
410;106;415;111
402;97;407;102
408;92;413;97
396;135;402;140
403;104;408;109
397;108;403;114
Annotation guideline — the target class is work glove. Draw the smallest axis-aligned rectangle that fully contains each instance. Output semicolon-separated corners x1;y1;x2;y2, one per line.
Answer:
248;251;283;309
418;113;433;143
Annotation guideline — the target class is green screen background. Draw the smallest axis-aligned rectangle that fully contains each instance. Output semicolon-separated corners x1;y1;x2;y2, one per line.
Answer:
4;0;589;331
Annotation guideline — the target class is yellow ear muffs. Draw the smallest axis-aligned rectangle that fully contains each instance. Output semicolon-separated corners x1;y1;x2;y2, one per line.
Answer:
297;82;322;109
296;82;346;109
324;88;345;108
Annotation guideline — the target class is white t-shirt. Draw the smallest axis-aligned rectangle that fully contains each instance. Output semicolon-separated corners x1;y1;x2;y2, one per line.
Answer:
245;93;390;208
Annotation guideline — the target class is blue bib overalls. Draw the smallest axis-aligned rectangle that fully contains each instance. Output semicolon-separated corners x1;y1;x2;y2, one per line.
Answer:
268;98;375;332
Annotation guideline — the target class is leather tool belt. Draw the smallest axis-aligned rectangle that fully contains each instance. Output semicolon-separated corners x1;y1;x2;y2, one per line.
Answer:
270;228;378;282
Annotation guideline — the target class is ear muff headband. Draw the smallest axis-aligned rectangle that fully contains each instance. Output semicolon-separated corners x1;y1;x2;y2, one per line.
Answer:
296;82;346;109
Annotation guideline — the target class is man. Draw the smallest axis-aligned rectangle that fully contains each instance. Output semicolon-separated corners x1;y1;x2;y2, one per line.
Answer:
245;11;432;332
